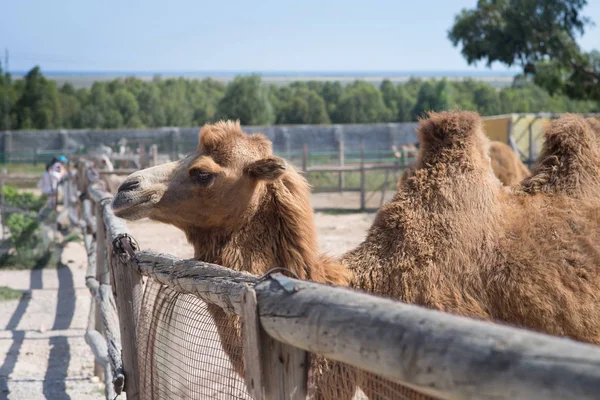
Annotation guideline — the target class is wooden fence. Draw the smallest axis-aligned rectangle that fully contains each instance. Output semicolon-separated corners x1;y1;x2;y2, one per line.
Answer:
64;158;600;400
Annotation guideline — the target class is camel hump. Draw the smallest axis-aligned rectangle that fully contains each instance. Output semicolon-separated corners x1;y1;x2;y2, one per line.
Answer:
544;114;595;155
415;110;490;171
418;110;483;146
521;114;600;197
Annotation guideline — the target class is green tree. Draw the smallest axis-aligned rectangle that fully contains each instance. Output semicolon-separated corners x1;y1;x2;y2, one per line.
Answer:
280;88;330;125
380;79;399;121
114;88;142;127
14;66;61;129
319;81;343;116
137;84;166;127
448;0;599;101
216;75;274;125
0;62;19;130
160;78;193;126
58;84;82;128
412;80;452;117
332;81;389;123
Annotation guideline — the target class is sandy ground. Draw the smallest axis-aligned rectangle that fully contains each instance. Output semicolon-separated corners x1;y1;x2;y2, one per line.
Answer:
0;192;377;399
0;241;104;400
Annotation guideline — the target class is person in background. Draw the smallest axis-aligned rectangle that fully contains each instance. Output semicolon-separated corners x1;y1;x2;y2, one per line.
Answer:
38;155;68;218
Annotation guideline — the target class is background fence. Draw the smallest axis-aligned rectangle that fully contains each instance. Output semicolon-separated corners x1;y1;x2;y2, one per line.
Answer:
5;113;600;210
59;156;600;400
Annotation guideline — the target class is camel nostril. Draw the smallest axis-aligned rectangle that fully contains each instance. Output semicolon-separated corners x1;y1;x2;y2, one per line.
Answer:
118;180;140;193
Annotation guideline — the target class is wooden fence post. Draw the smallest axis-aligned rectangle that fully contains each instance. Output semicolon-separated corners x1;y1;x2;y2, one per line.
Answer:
338;133;345;193
1;168;5;241
242;286;307;400
138;144;147;169
360;137;366;211
95;203;108;380
170;129;180;161
105;210;142;400
302;144;308;174
150;144;158;167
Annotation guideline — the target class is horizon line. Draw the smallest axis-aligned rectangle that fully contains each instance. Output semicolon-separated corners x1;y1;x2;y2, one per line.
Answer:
10;69;519;78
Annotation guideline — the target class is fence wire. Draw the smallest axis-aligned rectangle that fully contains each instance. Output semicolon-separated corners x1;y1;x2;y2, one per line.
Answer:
134;276;437;400
308;356;436;400
137;279;251;400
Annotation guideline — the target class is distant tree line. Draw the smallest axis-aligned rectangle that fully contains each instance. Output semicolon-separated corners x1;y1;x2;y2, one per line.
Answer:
0;65;598;130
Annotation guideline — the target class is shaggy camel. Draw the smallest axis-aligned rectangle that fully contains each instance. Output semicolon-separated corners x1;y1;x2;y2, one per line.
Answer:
113;114;600;399
312;112;600;400
488;140;530;185
111;121;350;384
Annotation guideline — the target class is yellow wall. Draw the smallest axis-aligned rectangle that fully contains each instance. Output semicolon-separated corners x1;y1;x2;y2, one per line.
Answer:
480;114;597;164
482;116;511;143
510;115;553;162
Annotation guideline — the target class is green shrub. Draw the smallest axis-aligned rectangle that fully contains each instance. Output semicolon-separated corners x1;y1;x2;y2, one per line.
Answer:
0;186;78;269
3;185;46;212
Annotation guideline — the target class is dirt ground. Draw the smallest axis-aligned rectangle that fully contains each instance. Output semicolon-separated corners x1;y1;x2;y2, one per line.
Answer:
0;191;377;399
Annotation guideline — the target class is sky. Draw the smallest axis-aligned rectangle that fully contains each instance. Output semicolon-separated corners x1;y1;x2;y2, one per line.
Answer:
1;0;599;73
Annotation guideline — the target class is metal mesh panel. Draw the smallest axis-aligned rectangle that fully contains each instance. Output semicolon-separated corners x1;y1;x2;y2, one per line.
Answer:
308;356;437;400
133;278;438;400
137;279;251;399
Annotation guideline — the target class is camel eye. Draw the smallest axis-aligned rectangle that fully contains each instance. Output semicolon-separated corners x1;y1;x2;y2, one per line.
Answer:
189;169;213;185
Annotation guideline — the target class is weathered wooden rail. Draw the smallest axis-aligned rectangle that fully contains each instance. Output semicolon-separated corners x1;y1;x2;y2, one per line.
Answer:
67;157;600;400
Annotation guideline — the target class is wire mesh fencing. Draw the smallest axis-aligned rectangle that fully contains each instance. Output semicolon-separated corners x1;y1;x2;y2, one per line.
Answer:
138;279;251;400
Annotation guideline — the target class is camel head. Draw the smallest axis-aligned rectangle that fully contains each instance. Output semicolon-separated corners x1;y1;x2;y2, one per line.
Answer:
111;121;287;231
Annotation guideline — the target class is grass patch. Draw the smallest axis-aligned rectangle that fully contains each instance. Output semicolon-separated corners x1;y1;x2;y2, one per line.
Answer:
307;169;404;192
0;286;23;302
2;163;46;175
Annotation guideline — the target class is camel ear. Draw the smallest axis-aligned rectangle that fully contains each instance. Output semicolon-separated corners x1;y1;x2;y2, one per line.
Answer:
244;156;287;182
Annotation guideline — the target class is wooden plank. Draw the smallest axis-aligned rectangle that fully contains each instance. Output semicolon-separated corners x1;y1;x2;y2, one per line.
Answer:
133;251;257;315
302;144;308;174
243;286;308;400
150;144;159;167
103;207;141;399
94;202;108;381
338;132;344;193
88;183;112;204
255;274;600;400
261;334;308;400
82;199;96;234
242;287;265;399
99;284;125;395
85;295;106;386
359;138;366;211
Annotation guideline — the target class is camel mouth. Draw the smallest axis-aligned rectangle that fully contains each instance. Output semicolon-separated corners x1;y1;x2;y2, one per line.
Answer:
111;192;156;220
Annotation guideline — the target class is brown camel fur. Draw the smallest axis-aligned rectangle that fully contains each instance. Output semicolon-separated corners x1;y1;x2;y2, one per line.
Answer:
400;140;530;188
586;117;600;139
488;140;530;186
111;120;350;382
312;111;600;400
